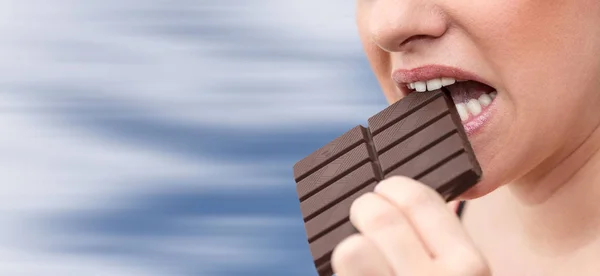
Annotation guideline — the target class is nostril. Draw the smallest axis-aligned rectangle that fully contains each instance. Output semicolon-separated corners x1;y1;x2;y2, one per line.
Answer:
398;34;437;50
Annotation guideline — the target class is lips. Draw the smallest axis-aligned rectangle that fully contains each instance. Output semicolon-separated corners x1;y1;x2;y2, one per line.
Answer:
392;65;492;95
392;65;498;135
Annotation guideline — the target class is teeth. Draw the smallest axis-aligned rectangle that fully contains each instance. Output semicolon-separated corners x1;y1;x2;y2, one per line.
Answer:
450;92;497;122
455;103;468;122
490;91;497;99
452;92;497;122
426;78;442;91
466;99;482;116
407;77;457;92
441;77;456;86
478;94;492;107
414;81;427;92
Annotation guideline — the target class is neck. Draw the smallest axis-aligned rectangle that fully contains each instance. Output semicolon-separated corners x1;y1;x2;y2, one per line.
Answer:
506;120;600;255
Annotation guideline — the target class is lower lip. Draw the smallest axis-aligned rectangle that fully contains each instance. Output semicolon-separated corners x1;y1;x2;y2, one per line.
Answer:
461;96;498;136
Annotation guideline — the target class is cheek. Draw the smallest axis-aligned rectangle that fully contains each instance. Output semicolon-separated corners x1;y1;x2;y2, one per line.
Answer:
464;0;600;99
452;0;600;195
356;7;396;103
489;0;600;144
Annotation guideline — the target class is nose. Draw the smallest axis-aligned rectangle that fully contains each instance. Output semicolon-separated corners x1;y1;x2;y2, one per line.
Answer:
368;0;449;52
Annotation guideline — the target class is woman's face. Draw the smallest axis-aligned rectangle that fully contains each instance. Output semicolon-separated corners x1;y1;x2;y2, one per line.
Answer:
356;0;600;198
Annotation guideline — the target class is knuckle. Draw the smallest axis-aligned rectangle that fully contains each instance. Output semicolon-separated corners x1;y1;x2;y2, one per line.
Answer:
398;183;434;208
378;176;436;208
331;234;368;269
349;192;373;217
364;202;403;230
377;175;413;193
382;175;411;183
332;234;390;275
444;249;491;276
463;258;491;276
349;191;407;232
349;193;374;225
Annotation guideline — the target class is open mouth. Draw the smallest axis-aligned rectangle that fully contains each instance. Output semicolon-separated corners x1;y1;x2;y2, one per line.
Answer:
405;78;497;124
405;77;498;134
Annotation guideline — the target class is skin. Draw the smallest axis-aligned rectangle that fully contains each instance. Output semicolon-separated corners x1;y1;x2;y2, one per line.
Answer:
331;0;600;275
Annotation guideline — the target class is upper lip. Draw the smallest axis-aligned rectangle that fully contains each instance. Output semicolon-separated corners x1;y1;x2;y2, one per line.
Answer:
392;65;491;95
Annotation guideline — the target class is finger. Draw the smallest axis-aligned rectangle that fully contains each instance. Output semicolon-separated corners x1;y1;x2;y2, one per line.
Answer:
349;192;431;274
447;200;459;213
374;176;479;259
331;234;393;276
436;251;491;276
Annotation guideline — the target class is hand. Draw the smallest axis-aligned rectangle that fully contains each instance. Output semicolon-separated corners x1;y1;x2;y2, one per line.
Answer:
331;176;491;276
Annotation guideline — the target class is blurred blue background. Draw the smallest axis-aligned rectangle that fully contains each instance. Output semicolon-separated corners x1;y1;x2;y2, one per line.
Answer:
0;1;387;275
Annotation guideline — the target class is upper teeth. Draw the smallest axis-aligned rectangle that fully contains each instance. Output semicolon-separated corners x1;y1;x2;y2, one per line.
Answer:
407;77;457;92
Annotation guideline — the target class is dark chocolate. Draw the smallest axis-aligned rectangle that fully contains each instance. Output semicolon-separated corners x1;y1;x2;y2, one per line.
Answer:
292;88;482;276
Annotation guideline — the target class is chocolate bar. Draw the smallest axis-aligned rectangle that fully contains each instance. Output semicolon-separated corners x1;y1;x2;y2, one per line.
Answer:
292;88;482;276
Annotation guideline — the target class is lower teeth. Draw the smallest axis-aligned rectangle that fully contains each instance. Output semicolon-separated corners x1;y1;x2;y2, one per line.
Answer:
455;91;497;122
